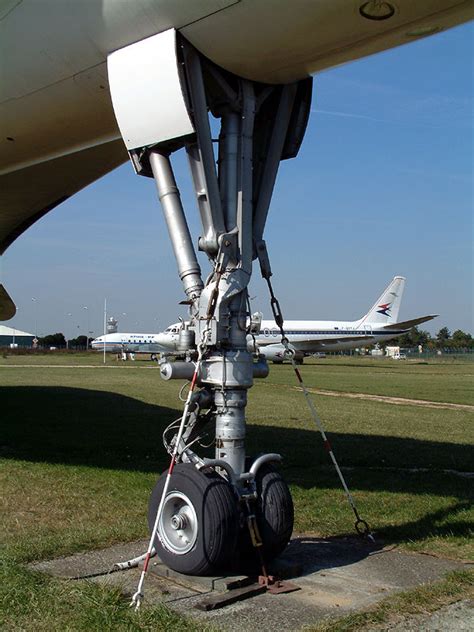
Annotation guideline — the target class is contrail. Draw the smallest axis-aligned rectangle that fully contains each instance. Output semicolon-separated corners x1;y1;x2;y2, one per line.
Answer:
311;108;390;124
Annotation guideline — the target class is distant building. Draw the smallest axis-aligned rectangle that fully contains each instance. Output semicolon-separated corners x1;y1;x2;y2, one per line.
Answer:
0;325;35;348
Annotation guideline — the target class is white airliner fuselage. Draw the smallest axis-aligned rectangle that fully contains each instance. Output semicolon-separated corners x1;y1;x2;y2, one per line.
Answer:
90;332;168;355
156;319;410;360
91;279;436;360
152;277;437;361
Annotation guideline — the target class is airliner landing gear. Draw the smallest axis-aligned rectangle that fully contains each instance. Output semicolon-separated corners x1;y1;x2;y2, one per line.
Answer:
108;30;312;575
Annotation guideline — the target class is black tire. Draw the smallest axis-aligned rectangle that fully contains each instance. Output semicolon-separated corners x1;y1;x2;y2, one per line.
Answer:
148;463;239;576
240;464;294;563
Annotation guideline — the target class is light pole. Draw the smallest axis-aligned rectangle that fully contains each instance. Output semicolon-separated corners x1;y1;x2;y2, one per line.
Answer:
83;306;89;351
31;296;38;338
11;307;19;347
31;297;38;339
66;313;72;349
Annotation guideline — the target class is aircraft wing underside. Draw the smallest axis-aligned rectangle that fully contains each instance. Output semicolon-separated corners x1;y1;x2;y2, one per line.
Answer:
290;335;375;351
0;139;127;255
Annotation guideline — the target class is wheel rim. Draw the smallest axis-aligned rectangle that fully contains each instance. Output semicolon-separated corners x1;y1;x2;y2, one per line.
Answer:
158;491;198;555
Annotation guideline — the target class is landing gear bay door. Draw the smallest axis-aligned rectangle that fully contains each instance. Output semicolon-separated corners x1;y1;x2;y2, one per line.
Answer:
107;29;195;156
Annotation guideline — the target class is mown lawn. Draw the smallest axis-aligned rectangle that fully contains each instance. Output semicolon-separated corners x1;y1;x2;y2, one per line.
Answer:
1;353;473;629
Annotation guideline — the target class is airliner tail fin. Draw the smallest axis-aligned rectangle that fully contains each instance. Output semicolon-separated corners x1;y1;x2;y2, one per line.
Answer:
357;276;405;326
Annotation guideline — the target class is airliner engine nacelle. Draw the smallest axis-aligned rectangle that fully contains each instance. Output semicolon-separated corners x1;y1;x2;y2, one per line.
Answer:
259;344;305;364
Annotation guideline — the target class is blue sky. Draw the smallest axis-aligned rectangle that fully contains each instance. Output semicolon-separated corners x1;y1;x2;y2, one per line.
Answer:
2;23;472;339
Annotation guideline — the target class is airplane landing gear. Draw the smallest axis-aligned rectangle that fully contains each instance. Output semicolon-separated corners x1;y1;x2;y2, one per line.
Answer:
108;29;312;575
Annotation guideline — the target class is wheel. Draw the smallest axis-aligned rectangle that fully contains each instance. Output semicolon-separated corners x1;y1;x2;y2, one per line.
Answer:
240;463;294;563
148;463;239;576
255;464;294;559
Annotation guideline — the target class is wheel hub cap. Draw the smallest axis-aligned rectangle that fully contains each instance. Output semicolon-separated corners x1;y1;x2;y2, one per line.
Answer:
159;491;198;555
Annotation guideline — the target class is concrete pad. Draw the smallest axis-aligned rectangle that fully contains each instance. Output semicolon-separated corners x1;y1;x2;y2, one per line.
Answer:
29;536;468;631
29;540;151;579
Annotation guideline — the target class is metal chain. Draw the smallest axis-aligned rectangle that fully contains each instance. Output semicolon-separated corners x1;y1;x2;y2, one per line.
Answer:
263;275;374;541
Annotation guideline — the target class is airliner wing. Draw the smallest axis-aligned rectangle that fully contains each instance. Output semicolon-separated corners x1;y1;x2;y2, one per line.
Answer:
291;335;374;351
383;315;438;331
0;140;127;254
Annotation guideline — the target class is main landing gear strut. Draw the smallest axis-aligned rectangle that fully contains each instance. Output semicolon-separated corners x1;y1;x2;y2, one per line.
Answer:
108;30;312;576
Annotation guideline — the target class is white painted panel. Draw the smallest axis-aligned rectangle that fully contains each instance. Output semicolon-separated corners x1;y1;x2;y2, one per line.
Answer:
107;29;194;150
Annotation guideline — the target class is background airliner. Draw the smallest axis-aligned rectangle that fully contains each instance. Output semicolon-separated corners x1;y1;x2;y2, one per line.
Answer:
152;277;437;362
90;331;169;357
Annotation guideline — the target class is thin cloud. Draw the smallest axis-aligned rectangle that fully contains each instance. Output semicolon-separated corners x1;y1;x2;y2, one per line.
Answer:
311;108;390;124
311;103;472;129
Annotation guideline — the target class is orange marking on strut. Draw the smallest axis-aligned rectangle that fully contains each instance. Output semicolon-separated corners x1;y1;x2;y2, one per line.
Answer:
190;371;198;390
294;368;303;383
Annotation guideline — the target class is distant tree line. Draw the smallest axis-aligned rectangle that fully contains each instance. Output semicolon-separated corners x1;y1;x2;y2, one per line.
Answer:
37;333;94;349
394;326;473;350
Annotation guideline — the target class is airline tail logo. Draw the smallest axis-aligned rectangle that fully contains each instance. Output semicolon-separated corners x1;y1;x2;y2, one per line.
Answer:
377;303;392;316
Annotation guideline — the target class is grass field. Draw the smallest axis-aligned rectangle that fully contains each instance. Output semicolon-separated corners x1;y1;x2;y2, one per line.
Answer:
1;352;473;630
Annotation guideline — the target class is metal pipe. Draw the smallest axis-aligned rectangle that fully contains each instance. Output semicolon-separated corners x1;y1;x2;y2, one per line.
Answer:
186;143;223;253
220;112;240;232
160;361;196;381
149;151;203;300
114;548;156;571
249;453;282;476
200;458;237;485
214;388;247;476
161;357;268;381
237;82;255;274
182;45;226;255
253;84;297;243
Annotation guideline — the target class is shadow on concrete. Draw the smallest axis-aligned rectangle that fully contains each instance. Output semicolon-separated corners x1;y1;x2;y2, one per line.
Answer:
240;535;384;580
278;535;382;577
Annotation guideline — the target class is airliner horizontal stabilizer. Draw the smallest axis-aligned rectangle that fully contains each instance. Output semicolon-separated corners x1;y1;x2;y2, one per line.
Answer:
383;315;438;331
